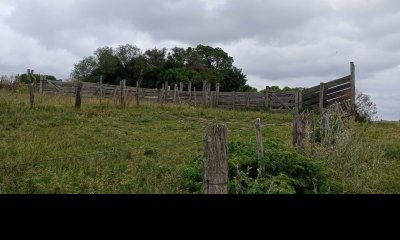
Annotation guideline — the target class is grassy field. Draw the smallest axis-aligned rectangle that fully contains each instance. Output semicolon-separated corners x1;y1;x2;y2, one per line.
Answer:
0;89;399;193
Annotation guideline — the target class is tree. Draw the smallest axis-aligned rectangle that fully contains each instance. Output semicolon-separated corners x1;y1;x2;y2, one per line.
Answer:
94;46;120;84
71;56;97;81
355;91;378;122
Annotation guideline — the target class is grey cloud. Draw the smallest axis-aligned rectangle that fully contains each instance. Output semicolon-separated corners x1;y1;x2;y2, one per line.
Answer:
1;0;399;120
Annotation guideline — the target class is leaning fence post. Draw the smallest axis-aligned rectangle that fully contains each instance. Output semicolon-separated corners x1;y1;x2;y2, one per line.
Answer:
255;118;264;159
75;80;82;109
204;123;228;194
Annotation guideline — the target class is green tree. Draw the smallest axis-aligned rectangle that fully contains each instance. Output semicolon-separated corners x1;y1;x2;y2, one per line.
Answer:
71;56;98;81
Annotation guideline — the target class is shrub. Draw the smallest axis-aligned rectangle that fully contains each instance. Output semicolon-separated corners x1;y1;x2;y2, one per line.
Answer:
355;91;378;122
183;138;335;194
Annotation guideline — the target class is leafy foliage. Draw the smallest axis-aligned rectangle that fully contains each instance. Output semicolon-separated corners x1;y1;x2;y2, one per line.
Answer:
71;44;249;91
355;91;378;122
183;138;334;194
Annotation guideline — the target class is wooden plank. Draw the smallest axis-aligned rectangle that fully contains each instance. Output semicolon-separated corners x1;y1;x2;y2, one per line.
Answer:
325;75;351;89
302;85;320;95
325;82;351;95
302;97;319;107
325;89;351;102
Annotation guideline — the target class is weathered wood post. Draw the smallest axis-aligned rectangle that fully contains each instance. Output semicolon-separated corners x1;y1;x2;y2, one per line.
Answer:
216;82;220;107
232;91;236;108
120;80;126;107
350;62;356;115
136;81;140;105
255;118;264;159
75;80;82;109
321;111;330;145
204;123;228;194
188;80;192;104
310;110;315;155
202;81;207;107
292;112;307;149
319;82;325;114
179;82;183;93
99;76;103;105
298;89;303;113
39;76;43;95
27;69;35;109
207;82;211;107
265;86;270;110
173;84;178;103
246;93;250;108
164;81;168;104
194;87;197;106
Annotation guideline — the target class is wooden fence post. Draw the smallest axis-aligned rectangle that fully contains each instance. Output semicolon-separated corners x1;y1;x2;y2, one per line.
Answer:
173;84;178;103
255;118;264;159
319;82;325;113
136;81;140;105
310;111;315;155
232;91;236;108
120;80;126;107
246;93;250;108
202;81;207;107
292;112;307;149
298;89;303;113
179;82;183;93
216;83;220;107
164;81;168;104
194;87;197;106
207;82;211;107
27;69;35;109
265;86;270;110
188;81;192;104
75;80;82;109
204;123;228;194
39;76;43;95
350;62;356;115
99;76;103;105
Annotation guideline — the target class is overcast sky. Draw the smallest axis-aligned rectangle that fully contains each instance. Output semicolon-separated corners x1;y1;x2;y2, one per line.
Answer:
0;0;399;120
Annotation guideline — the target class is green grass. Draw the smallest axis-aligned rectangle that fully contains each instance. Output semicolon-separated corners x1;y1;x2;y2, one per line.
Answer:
0;89;399;193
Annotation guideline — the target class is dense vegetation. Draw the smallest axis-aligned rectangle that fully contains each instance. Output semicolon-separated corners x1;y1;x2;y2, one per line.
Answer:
0;89;399;193
72;44;251;92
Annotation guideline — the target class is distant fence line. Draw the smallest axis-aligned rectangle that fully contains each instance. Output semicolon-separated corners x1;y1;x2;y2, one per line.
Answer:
37;62;356;114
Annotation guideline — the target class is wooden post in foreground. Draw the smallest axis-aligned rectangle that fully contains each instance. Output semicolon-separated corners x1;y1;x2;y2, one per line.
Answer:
75;81;82;109
204;123;228;194
255;118;264;159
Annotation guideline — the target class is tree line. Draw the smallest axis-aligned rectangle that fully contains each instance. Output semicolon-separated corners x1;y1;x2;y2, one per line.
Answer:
71;44;253;92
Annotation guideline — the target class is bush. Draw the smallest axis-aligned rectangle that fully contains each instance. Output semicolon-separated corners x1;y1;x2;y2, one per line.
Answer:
355;91;378;122
183;139;335;194
305;104;389;193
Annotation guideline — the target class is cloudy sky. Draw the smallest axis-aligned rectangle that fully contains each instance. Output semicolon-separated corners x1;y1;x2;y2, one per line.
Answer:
0;0;399;120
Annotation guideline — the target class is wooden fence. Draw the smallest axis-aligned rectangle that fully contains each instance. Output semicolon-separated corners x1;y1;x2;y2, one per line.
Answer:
39;62;356;114
301;62;355;114
41;79;299;112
